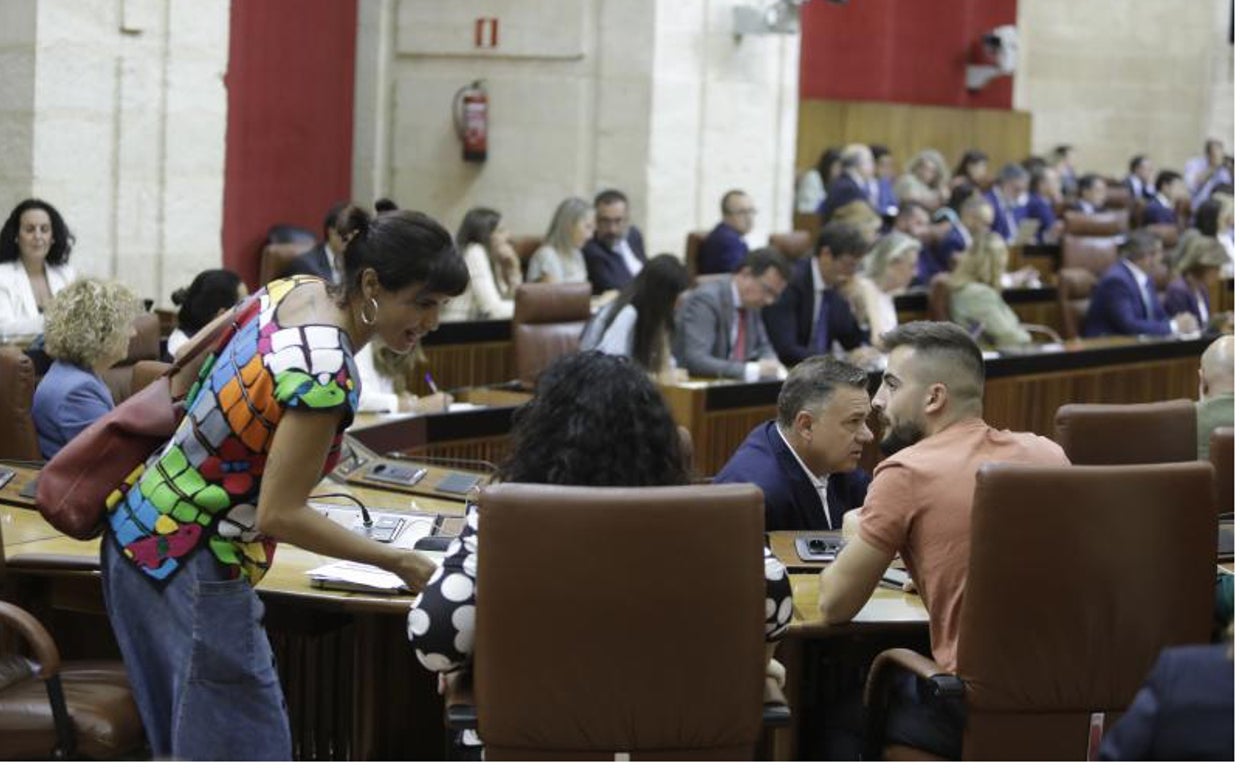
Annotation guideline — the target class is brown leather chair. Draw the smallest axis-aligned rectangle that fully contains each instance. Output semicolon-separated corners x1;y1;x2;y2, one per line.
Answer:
1210;426;1233;515
131;360;171;394
1054;399;1197;465
1055;267;1098;340
0;346;41;461
768;231;812;261
258;241;313;288
864;462;1216;760
1060;234;1118;276
512;282;592;388
927;273;952;322
1103;183;1132;211
453;482;781;760
1063;210;1129;237
683;230;710;277
509;235;544;276
101;312;162;404
0;600;144;759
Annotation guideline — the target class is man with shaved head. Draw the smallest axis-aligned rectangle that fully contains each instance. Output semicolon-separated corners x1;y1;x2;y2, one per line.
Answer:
1197;334;1234;459
818;321;1067;758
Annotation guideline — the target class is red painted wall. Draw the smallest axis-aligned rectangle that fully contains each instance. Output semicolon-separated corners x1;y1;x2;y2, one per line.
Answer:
222;0;357;288
799;0;1017;109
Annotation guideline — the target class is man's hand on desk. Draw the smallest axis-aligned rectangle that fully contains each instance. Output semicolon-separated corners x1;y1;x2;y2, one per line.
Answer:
758;358;785;380
1172;312;1201;334
840;509;861;542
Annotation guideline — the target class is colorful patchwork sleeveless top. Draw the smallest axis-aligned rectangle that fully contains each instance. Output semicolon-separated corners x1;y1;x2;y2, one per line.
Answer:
104;276;360;585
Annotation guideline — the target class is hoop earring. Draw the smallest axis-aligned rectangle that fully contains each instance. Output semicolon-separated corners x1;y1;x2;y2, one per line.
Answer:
360;297;379;326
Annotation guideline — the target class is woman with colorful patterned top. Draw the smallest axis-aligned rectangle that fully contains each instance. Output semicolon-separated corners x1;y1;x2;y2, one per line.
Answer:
99;206;469;760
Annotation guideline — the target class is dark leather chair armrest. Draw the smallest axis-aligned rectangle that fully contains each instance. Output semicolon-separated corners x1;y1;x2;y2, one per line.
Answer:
442;670;478;730
862;648;963;759
0;601;60;680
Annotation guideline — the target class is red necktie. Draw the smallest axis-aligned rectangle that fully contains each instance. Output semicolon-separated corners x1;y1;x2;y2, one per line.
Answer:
733;308;748;361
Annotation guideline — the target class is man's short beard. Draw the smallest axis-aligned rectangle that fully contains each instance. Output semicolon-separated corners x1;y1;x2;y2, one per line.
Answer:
879;420;925;457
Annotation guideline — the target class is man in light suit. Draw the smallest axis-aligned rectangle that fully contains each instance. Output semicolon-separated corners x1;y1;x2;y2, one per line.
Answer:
763;222;869;367
583;188;647;294
282;200;348;285
714;356;873;531
673;248;789;380
1082;231;1200;337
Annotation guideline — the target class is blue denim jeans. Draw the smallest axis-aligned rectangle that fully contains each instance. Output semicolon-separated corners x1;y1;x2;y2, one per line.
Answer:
101;534;291;760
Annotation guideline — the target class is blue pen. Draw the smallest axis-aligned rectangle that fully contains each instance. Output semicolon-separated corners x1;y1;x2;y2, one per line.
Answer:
423;372;439;394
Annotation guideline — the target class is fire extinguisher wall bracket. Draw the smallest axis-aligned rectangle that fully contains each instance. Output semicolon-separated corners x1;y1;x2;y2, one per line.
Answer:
453;80;488;163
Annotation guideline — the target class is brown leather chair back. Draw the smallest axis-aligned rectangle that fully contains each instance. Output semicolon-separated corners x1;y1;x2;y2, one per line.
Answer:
258;241;312;288
473;483;767;761
131;360;172;394
1210;426;1234;515
768;231;812;261
512;283;592;388
510;235;544;274
927;272;952;322
1054;399;1197;465
101;313;163;404
1063;210;1129;237
956;462;1215;760
1060;234;1118;276
683;230;710;277
0;346;41;461
1055;267;1097;340
1103;183;1132;211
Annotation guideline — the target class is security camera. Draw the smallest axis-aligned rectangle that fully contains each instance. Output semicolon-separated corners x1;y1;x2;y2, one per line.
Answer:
966;24;1019;91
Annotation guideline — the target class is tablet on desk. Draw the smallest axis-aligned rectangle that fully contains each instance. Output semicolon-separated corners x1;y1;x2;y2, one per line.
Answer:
436;472;481;495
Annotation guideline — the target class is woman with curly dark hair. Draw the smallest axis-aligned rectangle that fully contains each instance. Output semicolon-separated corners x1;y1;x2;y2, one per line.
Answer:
0;198;77;336
407;351;793;684
580;254;689;379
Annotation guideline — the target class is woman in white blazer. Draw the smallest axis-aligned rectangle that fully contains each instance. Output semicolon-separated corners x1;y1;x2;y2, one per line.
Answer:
0;199;77;337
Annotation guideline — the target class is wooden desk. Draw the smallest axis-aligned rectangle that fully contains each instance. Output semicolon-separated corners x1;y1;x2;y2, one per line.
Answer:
664;335;1211;476
415;320;513;395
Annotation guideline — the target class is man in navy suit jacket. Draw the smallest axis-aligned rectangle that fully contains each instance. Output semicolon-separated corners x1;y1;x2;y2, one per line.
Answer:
1126;154;1157;201
1098;643;1233;761
1142;170;1186;226
763;222;869;366
1067;174;1108;215
820;144;876;222
583;189;647;294
282;200;348;285
985;163;1030;244
697;189;756;275
1082;231;1199;337
715;356;873;531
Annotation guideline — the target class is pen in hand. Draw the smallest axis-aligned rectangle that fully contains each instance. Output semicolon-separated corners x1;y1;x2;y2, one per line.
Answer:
424;372;449;412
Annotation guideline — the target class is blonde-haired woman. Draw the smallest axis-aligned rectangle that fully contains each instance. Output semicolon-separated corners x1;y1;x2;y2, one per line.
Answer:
846;233;921;345
947;232;1031;347
31;278;141;458
894;149;950;210
527;197;594;283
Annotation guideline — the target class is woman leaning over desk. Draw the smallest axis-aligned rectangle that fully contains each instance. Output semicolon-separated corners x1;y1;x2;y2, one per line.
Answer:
0;198;77;337
99;206;469;760
407;352;793;709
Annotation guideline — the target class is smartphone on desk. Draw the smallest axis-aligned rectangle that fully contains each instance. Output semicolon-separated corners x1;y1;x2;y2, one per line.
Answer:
0;468;14;491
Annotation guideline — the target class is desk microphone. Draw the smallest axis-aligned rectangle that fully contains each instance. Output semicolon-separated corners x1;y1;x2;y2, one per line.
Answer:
309;491;374;529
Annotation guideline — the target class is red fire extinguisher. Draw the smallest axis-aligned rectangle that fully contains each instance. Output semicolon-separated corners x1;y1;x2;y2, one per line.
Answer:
453;80;488;163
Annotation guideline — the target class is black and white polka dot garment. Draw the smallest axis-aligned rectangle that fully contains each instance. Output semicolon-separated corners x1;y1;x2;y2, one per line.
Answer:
407;502;794;673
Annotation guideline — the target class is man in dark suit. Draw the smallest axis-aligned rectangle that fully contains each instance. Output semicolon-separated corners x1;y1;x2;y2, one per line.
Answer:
1142;170;1186;226
714;356;873;531
984;163;1029;244
1082;231;1199;337
1126;154;1156;201
1067;173;1108;214
698;190;756;275
583;188;647;294
820;144;876;222
282;200;348;285
1098;643;1233;760
763;222;870;367
673;248;788;380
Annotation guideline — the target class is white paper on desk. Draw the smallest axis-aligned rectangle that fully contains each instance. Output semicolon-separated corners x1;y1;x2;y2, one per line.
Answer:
306;554;445;593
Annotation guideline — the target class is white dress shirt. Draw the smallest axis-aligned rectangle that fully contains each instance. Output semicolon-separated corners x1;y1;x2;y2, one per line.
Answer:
1120;258;1175;333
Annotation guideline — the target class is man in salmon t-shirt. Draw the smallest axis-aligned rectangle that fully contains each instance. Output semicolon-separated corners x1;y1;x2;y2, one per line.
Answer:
818;321;1068;758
